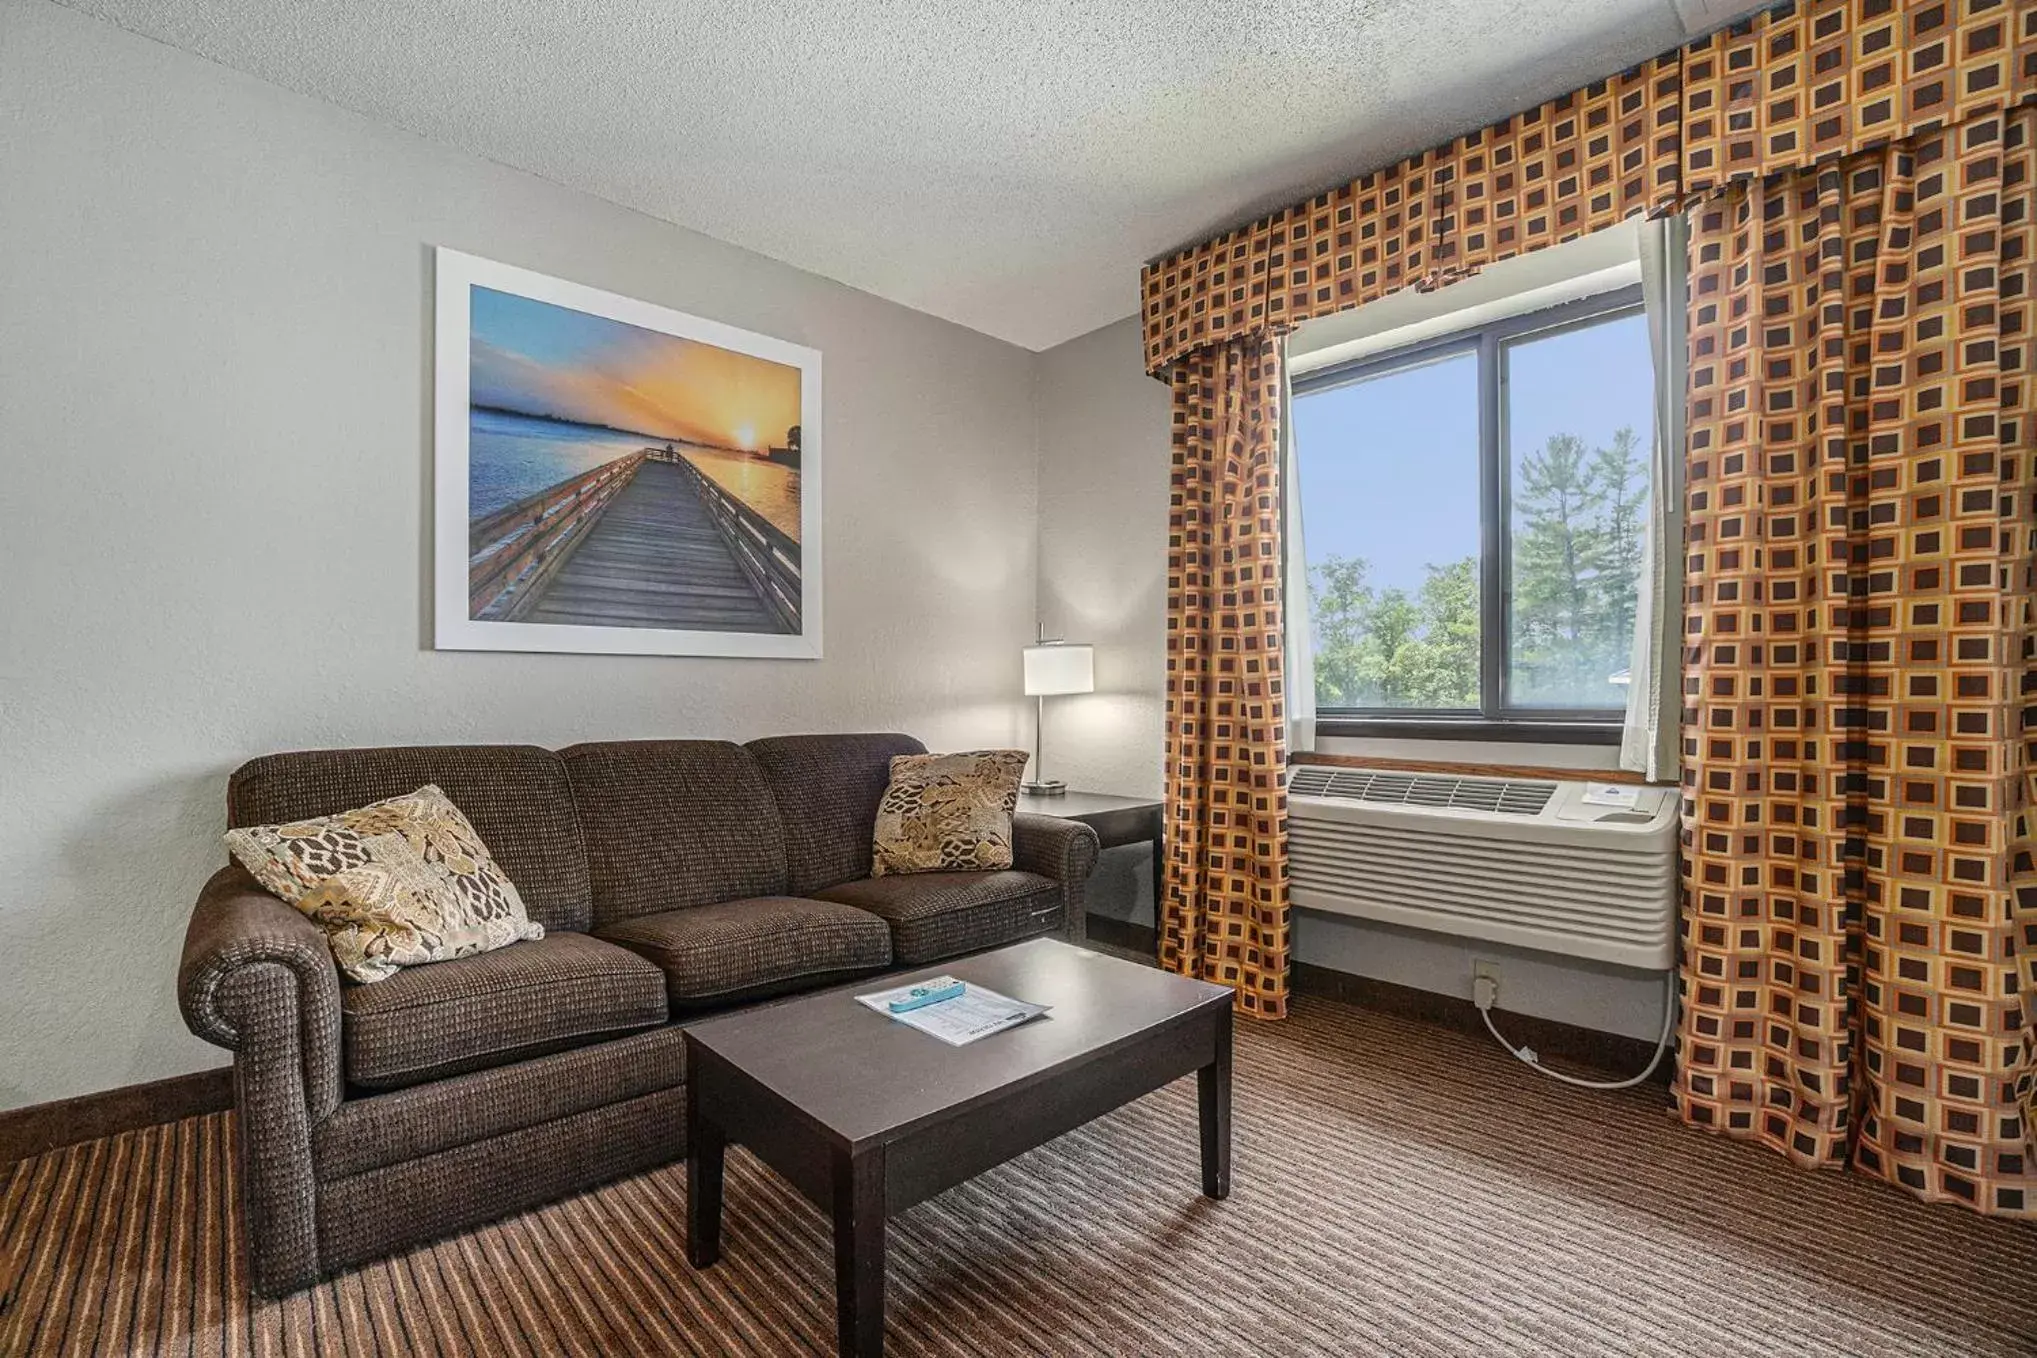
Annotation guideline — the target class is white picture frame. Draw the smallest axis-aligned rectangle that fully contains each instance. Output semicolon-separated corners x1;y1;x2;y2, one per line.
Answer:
433;247;823;658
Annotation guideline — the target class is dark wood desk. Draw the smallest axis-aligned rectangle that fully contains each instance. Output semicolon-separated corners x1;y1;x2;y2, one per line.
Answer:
683;939;1233;1357
1017;790;1163;944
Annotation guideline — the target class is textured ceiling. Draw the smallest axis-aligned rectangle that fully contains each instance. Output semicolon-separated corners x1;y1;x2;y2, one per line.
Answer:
55;0;1696;350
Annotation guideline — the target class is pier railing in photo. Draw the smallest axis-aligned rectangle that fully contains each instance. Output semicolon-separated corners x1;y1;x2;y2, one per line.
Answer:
467;445;801;634
651;446;802;634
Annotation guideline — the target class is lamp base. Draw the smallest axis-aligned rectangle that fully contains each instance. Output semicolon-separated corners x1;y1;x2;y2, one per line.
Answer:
1021;779;1067;796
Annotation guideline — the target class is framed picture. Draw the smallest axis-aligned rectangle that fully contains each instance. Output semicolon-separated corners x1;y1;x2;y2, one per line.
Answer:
433;248;822;658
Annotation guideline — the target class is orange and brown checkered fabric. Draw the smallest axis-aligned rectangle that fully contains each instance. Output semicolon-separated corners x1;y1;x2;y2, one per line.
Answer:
1682;0;2037;192
1139;56;1680;374
1140;1;2037;376
1677;106;2037;1217
1161;334;1293;1017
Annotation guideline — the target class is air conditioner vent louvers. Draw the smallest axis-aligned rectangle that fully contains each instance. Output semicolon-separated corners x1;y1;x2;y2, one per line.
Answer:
1286;763;1677;971
1498;786;1556;812
1288;767;1327;794
1289;767;1554;817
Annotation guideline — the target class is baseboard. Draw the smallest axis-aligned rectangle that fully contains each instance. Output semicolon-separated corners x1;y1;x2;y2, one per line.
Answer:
0;1066;234;1167
1084;915;1670;1085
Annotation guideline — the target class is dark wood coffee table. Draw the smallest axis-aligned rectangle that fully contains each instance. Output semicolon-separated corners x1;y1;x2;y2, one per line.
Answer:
682;937;1235;1357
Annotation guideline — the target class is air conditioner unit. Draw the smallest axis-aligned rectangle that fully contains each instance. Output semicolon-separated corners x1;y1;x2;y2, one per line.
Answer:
1287;765;1678;971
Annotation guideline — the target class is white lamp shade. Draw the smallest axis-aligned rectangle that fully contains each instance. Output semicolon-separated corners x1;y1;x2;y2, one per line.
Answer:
1023;643;1094;696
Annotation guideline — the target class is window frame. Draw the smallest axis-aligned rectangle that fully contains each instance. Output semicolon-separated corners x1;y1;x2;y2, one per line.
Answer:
1291;283;1648;745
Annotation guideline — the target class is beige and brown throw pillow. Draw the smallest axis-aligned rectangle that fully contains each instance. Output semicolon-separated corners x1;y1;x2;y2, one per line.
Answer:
224;784;542;983
871;750;1028;876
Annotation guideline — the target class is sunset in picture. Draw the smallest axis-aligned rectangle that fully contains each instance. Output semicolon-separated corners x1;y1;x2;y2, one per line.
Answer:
462;284;805;636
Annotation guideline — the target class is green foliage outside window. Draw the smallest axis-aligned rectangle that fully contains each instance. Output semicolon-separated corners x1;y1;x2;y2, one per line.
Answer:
1309;426;1646;711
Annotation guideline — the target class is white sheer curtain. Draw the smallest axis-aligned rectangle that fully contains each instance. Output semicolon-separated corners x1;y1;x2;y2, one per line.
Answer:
1621;212;1689;780
1280;336;1318;753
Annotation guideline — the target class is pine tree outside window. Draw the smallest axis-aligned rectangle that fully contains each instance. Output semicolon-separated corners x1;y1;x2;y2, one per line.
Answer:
1291;285;1653;738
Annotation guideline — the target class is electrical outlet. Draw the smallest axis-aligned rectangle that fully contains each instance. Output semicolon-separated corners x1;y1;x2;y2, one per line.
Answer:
1472;959;1501;1011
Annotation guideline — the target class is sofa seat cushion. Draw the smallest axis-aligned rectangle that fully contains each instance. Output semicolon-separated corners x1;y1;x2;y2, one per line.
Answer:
340;932;668;1091
596;897;892;1009
814;870;1062;965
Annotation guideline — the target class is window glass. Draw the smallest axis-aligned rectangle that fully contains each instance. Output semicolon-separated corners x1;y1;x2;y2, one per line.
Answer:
1290;288;1656;722
1292;350;1481;710
1504;314;1654;709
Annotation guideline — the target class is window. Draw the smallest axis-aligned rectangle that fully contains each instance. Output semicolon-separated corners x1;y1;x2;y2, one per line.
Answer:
1291;286;1654;738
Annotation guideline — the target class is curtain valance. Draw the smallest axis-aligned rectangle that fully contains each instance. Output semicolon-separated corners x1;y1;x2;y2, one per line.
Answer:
1140;0;2036;376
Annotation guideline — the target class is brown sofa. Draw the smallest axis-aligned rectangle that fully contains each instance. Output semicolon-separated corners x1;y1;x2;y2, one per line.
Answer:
177;732;1099;1295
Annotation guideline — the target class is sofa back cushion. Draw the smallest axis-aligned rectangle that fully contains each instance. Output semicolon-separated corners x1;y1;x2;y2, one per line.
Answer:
562;740;788;926
227;745;592;933
744;733;927;894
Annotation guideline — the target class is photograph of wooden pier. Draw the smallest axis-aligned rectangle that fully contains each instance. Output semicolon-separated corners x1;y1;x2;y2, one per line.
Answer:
434;249;822;659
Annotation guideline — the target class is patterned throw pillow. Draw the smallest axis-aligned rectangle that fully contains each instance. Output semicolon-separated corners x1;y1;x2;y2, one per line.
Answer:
224;784;543;983
871;750;1029;877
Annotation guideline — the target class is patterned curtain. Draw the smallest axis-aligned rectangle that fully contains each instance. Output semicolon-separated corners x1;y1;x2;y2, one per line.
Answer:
1142;3;2036;375
1160;333;1293;1018
1678;107;2037;1216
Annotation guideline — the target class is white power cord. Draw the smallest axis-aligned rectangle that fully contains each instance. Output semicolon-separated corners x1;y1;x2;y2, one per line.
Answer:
1474;971;1676;1091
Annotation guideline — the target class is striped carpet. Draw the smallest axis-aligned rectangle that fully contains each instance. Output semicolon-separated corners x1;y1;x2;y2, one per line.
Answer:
4;995;2035;1357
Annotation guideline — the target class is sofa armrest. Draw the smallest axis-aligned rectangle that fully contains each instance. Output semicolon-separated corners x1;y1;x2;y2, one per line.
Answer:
180;864;344;1293
1013;814;1100;942
180;865;343;1125
180;867;339;1052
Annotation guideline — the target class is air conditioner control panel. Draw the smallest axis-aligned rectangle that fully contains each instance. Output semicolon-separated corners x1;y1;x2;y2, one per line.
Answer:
1550;783;1677;825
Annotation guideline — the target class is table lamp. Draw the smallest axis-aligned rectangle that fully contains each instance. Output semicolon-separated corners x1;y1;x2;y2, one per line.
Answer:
1021;640;1093;795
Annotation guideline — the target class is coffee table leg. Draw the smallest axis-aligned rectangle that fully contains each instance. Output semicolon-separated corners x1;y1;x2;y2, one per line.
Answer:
687;1098;725;1268
1198;1007;1232;1200
1150;822;1167;960
832;1147;886;1357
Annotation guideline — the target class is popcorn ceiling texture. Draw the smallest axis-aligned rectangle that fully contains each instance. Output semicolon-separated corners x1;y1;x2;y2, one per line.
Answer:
51;0;1688;350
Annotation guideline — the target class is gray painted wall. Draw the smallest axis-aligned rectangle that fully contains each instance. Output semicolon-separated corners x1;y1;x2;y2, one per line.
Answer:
1033;317;1174;959
1032;322;1668;1043
1034;318;1171;802
0;0;1042;1109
